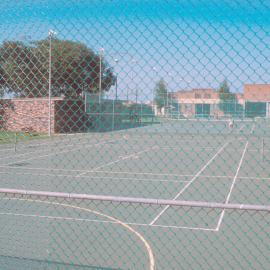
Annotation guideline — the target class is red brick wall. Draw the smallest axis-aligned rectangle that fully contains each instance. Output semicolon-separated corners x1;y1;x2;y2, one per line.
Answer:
0;98;62;134
0;100;5;129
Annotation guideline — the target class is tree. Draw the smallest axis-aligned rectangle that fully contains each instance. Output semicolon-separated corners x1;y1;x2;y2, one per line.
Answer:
154;79;168;111
0;66;5;98
218;79;242;117
0;39;115;98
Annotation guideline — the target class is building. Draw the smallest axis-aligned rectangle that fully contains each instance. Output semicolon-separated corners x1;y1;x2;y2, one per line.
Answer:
171;88;218;117
244;84;270;117
171;88;244;118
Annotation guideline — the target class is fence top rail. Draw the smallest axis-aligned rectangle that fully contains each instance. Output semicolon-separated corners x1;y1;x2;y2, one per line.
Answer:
0;188;269;212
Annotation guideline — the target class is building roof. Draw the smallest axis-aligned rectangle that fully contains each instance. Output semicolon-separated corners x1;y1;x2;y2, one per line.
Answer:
172;88;219;100
244;84;270;102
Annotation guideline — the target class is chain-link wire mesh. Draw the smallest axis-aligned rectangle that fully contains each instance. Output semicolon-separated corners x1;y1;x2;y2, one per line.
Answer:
1;1;270;269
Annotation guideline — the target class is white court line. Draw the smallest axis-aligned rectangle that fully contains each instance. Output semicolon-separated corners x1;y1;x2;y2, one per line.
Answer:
215;141;249;232
2;138;122;166
0;147;14;152
0;140;121;161
0;146;55;161
0;134;97;154
238;124;245;132
0;197;156;270
0;164;196;176
250;123;256;134
0;165;268;182
0;211;216;232
0;138;115;161
0;141;259;162
0;170;190;184
151;146;217;151
149;141;230;225
77;147;156;177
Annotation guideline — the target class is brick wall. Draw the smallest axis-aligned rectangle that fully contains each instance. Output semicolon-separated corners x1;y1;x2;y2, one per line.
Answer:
0;98;62;134
0;100;5;129
0;97;87;134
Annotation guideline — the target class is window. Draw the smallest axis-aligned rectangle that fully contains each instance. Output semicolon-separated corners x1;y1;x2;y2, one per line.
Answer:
204;94;211;99
195;93;201;99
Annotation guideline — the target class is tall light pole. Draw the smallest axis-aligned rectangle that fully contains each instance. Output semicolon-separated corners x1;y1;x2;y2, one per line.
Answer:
130;58;138;106
99;48;104;104
168;72;174;118
48;29;57;136
152;67;158;113
114;58;119;100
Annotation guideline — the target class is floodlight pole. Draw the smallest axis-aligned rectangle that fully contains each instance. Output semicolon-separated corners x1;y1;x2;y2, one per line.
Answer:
166;90;169;117
99;48;104;104
168;72;174;118
152;67;158;113
131;58;139;115
48;29;57;136
114;58;119;100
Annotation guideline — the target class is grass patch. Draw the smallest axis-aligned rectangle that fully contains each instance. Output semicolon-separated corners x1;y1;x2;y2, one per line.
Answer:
0;131;47;144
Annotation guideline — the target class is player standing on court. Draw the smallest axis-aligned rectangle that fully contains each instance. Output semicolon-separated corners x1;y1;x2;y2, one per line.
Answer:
228;118;234;129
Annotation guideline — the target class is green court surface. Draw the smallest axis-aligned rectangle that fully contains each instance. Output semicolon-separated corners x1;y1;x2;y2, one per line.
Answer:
0;119;270;269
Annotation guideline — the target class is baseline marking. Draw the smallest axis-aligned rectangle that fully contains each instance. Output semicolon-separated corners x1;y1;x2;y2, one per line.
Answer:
0;139;117;161
2;138;122;166
1;197;155;270
0;166;268;181
0;171;190;183
0;211;216;232
149;141;230;225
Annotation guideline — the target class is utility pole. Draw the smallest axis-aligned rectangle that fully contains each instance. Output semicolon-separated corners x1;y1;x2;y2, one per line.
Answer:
48;29;57;136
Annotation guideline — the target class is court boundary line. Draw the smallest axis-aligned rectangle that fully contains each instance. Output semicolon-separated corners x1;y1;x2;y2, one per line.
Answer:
0;133;139;161
0;145;262;162
1;189;270;234
2;138;123;166
0;132;104;150
77;147;156;177
149;140;230;225
1;197;155;270
215;141;249;231
0;211;216;232
0;139;121;161
0;171;191;183
1;166;269;182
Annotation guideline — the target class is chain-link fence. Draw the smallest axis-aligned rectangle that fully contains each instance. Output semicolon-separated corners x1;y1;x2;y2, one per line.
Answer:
1;1;270;269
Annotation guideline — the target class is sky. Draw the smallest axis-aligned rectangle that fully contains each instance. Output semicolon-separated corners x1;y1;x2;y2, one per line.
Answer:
1;0;270;101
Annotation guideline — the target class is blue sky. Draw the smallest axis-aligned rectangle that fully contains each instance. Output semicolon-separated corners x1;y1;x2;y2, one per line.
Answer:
1;0;270;101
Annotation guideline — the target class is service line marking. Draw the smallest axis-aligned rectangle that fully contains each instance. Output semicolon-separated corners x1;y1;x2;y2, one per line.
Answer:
149;141;230;225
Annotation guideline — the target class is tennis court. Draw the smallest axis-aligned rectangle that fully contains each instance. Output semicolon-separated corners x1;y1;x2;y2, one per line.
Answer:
2;1;270;269
0;118;270;269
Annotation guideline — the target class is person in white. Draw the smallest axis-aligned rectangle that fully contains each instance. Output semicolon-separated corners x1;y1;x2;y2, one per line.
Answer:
228;119;234;129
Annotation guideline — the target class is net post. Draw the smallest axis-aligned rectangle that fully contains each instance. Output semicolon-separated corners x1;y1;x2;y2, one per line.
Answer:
140;102;143;126
14;131;17;153
84;91;87;113
112;98;115;131
262;138;265;162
